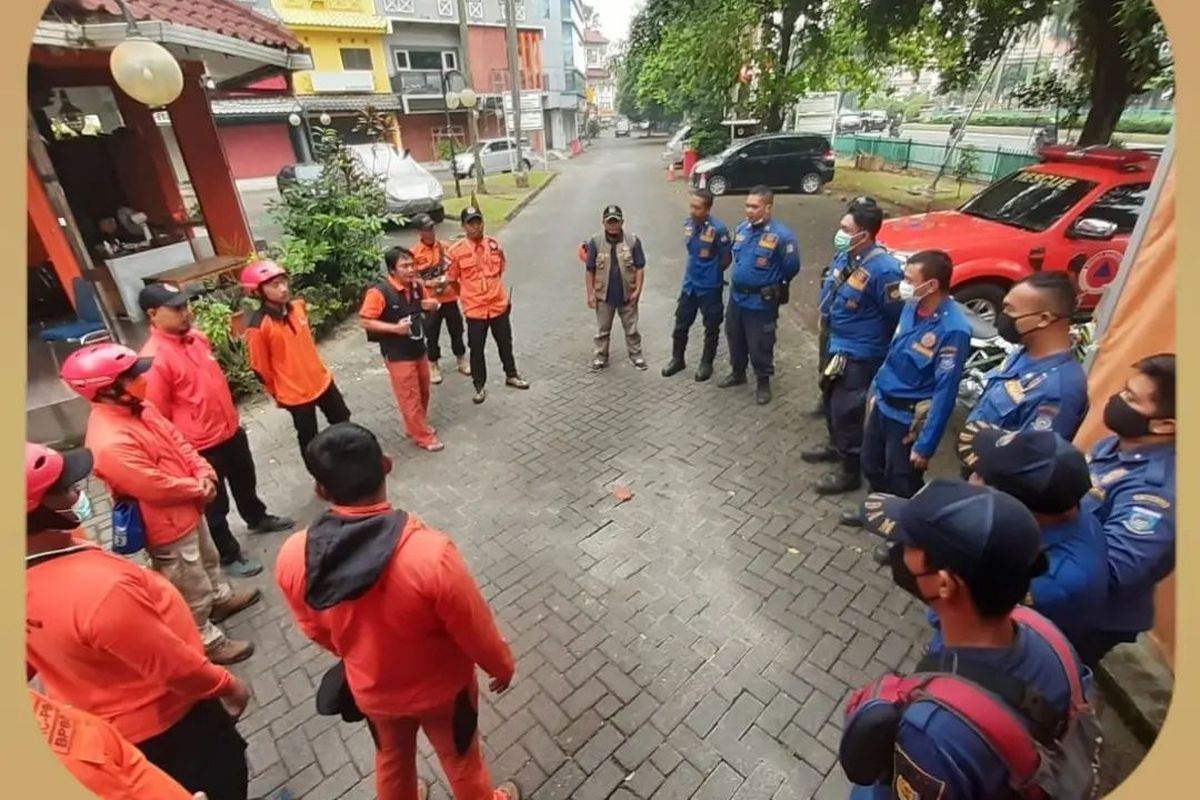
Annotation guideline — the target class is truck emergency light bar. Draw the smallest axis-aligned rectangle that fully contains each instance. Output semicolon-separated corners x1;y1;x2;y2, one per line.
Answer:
1037;144;1156;170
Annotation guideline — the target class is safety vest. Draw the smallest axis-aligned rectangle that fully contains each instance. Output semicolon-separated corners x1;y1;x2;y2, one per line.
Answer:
591;233;639;297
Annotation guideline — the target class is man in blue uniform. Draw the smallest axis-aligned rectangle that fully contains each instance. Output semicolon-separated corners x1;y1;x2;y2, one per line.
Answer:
719;186;801;405
968;272;1089;438
1076;353;1176;668
846;251;970;526
662;188;733;382
847;479;1091;800
804;198;903;495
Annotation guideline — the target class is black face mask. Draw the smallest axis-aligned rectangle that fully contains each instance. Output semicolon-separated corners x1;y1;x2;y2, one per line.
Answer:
888;544;940;604
1104;393;1157;438
27;505;81;533
994;311;1050;345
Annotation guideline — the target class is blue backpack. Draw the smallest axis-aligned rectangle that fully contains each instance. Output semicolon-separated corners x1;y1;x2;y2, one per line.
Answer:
110;500;146;556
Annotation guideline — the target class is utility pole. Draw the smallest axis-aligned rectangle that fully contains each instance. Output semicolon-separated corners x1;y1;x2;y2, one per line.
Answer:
504;0;528;187
455;0;487;193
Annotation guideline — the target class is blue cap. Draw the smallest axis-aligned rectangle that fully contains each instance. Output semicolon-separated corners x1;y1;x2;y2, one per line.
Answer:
957;422;1092;514
862;479;1048;581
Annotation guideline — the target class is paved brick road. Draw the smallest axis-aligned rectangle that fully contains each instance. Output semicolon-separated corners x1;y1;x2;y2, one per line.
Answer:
86;137;1139;799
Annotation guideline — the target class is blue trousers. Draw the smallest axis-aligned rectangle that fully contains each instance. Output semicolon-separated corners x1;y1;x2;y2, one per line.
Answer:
726;300;777;378
672;288;724;354
862;403;926;497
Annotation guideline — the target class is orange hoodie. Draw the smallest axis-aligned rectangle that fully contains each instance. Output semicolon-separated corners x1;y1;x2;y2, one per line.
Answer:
275;503;514;717
26;542;234;744
141;327;240;452
30;690;194;800
86;402;216;548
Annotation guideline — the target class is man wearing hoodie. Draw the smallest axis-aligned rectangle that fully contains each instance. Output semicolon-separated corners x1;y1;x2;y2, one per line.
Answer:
275;423;521;800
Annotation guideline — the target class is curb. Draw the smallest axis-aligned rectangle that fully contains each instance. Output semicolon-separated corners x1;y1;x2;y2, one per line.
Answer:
1095;637;1173;747
504;170;559;222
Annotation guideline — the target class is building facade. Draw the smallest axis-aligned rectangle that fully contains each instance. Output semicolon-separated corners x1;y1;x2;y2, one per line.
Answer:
583;27;614;121
538;0;587;149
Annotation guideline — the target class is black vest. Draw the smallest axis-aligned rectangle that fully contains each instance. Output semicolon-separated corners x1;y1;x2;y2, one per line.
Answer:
365;281;426;362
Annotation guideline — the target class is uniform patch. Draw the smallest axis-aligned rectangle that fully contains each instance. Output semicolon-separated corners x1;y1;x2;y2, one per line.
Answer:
700;227;716;242
786;243;796;254
735;233;746;243
1031;415;1054;431
920;332;937;348
886;281;902;301
894;744;947;800
1098;468;1129;486
847;269;869;291
1004;379;1026;403
684;225;694;238
1125;507;1163;535
936;347;959;373
1133;493;1171;509
756;256;769;267
996;432;1019;447
761;233;779;249
700;248;712;258
911;341;934;358
846;300;859;310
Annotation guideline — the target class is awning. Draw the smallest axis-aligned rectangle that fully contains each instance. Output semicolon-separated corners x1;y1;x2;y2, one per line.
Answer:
298;95;403;113
276;8;389;32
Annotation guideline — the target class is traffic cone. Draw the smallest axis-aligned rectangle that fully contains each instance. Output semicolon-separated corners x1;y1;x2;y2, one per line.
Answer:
667;163;676;181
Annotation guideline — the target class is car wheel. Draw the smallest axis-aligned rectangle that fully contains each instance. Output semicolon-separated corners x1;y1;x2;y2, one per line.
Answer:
953;281;1009;325
707;175;729;196
429;208;446;224
799;173;822;194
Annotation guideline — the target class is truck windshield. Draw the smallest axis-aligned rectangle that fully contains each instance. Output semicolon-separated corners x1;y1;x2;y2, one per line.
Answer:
959;170;1098;232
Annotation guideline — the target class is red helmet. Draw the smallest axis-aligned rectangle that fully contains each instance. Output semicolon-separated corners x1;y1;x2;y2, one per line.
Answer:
26;442;93;512
240;260;287;293
60;342;151;401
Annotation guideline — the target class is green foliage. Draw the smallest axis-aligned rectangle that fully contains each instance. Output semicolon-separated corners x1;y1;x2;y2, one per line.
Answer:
435;138;456;163
954;145;980;191
190;292;257;400
922;110;1172;133
689;118;729;157
586;117;601;138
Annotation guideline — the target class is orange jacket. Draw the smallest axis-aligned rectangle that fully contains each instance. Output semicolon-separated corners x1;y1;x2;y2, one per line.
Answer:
26;541;235;744
86;402;216;548
244;299;332;407
413;238;459;303
30;690;195;800
140;327;240;452
448;236;510;320
275;503;514;717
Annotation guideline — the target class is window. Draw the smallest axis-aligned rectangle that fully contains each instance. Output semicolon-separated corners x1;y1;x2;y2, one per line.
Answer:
437;0;454;15
767;138;804;155
468;1;483;19
382;0;415;11
490;140;510;152
442;51;458;70
1076;182;1150;235
737;140;772;158
340;48;373;71
959;171;1099;233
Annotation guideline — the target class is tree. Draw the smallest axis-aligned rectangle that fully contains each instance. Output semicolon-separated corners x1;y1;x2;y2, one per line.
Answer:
581;2;601;31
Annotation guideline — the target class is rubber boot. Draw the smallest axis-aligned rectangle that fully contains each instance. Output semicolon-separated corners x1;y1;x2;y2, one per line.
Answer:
801;445;839;464
662;340;686;377
695;338;718;382
815;457;862;495
718;372;747;388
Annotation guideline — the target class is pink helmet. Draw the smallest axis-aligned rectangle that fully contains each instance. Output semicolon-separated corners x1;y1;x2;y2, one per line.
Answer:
240;260;287;293
60;342;151;401
26;442;93;512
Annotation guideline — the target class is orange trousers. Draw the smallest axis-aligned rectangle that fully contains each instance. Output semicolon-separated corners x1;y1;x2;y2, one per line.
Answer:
385;359;438;447
370;686;507;800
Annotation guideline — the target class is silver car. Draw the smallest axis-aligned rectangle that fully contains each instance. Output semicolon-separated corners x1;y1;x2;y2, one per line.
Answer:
452;138;536;179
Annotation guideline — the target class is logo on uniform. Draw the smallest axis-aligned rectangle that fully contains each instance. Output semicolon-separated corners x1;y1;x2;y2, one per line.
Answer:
936;346;958;373
1031;416;1054;431
920;332;937;348
1125;507;1163;535
760;233;778;250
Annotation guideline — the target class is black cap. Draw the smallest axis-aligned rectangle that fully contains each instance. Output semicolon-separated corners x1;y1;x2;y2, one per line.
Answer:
58;448;94;488
862;479;1049;581
460;206;483;223
957;422;1093;514
602;204;624;222
412;213;435;231
138;283;191;313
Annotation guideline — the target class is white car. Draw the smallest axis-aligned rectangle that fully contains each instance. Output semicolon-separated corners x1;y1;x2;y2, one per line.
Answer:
348;144;446;220
615;119;631;137
661;125;693;165
452;138;536;179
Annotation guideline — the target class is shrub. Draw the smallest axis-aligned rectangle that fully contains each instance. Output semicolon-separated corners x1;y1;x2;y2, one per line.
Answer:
191;291;258;400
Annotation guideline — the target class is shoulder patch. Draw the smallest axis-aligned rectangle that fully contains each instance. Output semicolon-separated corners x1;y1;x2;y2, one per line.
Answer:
1031;415;1054;431
785;242;796;254
1132;493;1172;509
920;332;937;348
847;268;869;291
885;281;902;301
1125;507;1164;535
936;347;960;373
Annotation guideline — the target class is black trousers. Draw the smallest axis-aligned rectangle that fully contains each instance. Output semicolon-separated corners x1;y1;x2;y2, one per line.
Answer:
862;405;926;497
136;699;248;800
822;356;884;462
425;300;466;362
284;381;352;460
672;288;724;356
466;306;518;389
199;427;269;565
1074;629;1138;669
726;300;778;378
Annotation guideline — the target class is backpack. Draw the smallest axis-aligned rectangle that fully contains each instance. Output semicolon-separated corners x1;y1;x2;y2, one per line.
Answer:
841;607;1101;799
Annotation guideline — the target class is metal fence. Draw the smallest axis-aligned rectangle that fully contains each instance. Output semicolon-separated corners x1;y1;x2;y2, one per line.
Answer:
834;135;1039;183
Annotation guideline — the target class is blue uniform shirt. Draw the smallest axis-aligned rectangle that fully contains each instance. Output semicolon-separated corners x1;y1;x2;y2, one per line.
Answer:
820;245;904;360
872;299;972;458
586;235;646;307
849;622;1087;800
1080;436;1176;634
682;215;733;294
729;219;801;312
967;348;1090;439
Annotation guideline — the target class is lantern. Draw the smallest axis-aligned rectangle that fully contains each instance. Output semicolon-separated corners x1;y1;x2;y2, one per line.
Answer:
110;38;184;107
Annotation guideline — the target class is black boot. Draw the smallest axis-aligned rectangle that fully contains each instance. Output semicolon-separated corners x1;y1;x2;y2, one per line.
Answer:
801;445;839;464
662;356;686;377
815;457;862;495
872;542;891;566
718;372;747;388
695;338;718;382
839;509;864;527
756;377;772;405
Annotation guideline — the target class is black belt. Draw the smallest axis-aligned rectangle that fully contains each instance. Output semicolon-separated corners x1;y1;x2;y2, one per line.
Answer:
732;282;767;295
879;393;923;413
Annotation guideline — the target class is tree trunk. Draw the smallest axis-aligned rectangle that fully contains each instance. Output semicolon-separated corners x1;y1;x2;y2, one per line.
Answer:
1076;0;1134;145
761;5;802;132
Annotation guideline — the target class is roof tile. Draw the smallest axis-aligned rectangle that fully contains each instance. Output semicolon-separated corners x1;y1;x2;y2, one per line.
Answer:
55;0;303;51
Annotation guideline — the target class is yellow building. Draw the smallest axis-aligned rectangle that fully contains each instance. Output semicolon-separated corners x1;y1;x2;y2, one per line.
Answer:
271;0;401;146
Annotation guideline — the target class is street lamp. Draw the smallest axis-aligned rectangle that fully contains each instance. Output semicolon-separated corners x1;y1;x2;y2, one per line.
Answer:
441;69;478;199
108;0;184;107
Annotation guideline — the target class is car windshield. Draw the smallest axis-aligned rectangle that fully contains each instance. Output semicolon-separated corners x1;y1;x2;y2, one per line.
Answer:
959;170;1099;232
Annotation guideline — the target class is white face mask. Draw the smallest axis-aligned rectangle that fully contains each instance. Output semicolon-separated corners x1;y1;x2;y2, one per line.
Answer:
898;280;917;301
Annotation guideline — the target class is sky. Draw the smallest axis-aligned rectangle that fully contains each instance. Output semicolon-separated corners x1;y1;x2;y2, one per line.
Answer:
595;0;641;44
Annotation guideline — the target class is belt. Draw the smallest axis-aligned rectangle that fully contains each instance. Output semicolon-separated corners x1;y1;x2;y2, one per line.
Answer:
879;393;924;413
733;282;768;295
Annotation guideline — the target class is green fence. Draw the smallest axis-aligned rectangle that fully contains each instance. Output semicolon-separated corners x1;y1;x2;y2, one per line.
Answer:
834;135;1039;183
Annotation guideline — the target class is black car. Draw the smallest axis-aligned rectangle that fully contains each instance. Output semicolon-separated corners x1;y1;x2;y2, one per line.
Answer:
690;133;835;196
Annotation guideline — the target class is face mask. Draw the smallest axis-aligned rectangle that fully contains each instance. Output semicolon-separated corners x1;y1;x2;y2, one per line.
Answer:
833;230;854;252
1104;393;1155;438
888;544;940;604
27;504;81;532
995;311;1053;345
898;281;917;301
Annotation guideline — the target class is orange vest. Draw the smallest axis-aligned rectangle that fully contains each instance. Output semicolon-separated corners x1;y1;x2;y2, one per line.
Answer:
448;236;510;320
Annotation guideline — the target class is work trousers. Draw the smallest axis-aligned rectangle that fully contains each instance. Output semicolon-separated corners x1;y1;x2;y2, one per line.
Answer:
822;357;885;461
671;288;723;357
199;427;268;565
147;520;232;651
284;381;352;460
426;300;466;363
385;359;437;447
861;405;926;498
466;307;518;389
1074;629;1138;670
136;699;248;800
369;684;508;800
726;301;778;378
594;301;642;361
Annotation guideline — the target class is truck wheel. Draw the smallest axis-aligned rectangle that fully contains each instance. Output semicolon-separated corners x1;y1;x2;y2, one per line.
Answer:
953;282;1009;324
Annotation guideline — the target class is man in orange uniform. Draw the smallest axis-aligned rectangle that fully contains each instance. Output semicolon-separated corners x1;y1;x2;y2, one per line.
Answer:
139;283;293;579
26;441;253;799
411;213;469;385
360;246;445;452
275;423;521;800
62;343;258;665
31;689;200;800
242;260;352;457
447;206;530;405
